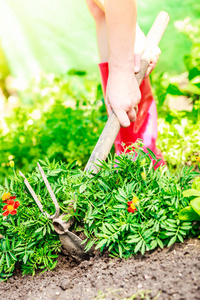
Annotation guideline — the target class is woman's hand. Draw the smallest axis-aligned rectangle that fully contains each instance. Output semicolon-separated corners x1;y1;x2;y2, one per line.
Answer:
106;68;141;128
134;24;161;77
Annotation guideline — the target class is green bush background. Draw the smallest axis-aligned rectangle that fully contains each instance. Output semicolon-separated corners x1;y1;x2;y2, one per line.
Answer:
0;4;199;183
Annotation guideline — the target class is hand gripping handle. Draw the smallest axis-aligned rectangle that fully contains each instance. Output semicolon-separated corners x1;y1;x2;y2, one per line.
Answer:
84;11;170;174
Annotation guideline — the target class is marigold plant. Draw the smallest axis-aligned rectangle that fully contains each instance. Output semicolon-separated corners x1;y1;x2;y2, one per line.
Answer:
0;144;199;280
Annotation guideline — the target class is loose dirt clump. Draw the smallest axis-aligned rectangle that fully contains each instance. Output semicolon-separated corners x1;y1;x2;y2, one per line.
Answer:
0;239;200;300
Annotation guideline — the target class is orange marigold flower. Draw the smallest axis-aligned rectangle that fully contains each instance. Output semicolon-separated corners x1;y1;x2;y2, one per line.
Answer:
127;200;138;213
196;157;200;163
2;192;16;204
2;192;11;201
2;200;20;217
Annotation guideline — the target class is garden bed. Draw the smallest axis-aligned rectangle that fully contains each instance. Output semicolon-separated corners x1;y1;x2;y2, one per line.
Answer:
1;145;200;300
0;238;199;300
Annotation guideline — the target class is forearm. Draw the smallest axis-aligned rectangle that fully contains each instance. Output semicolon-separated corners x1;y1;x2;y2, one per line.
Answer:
88;0;141;127
95;18;108;62
105;0;137;71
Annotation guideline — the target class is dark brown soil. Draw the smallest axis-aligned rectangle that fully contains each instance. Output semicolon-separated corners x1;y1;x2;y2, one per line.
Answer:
0;239;200;300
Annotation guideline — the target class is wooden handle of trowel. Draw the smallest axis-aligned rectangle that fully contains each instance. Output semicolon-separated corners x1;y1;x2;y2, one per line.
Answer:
84;11;170;174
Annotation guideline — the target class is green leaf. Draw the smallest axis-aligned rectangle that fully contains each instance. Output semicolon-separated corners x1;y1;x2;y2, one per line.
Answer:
86;204;92;220
127;236;141;244
4;178;9;190
179;229;187;235
164;232;176;237
166;219;177;224
191;197;200;216
6;253;10;268
27;242;37;249
43;227;46;236
0;253;5;266
14;247;26;253
23;254;29;264
167;236;177;247
85;240;95;252
98;179;111;191
47;224;51;235
106;224;115;233
188;67;200;81
115;195;126;203
178;206;200;222
181;222;192;226
50;260;57;270
150;239;157;250
141;242;146;255
79;184;87;194
147;148;157;161
9;252;17;261
6;236;10;250
157;238;164;249
134;240;143;253
177;234;184;243
35;227;43;233
184;82;200;95
95;239;107;250
101;224;111;235
167;83;183;96
143;229;154;239
118;188;127;198
183;189;200;198
155;222;160;232
118;244;123;258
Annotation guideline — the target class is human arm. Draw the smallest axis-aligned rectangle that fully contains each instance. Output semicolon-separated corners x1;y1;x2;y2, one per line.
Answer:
86;0;160;127
104;0;140;127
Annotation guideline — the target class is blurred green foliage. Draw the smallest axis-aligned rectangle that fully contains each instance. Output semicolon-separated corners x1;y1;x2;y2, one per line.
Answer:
0;72;106;183
151;19;200;169
0;18;200;181
0;44;10;96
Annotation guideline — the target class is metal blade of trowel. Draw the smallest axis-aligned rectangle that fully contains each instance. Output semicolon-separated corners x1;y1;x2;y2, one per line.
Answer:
53;214;92;260
59;231;89;260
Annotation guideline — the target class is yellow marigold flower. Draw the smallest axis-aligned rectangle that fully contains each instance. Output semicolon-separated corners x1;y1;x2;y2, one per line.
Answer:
196;157;200;163
132;196;139;206
10;161;15;168
2;192;11;201
141;171;146;181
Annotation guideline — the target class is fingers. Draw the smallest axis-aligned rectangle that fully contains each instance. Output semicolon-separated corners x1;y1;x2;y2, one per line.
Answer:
145;46;161;77
134;46;161;78
113;107;138;128
145;63;156;77
127;107;137;123
114;109;130;128
105;71;141;128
